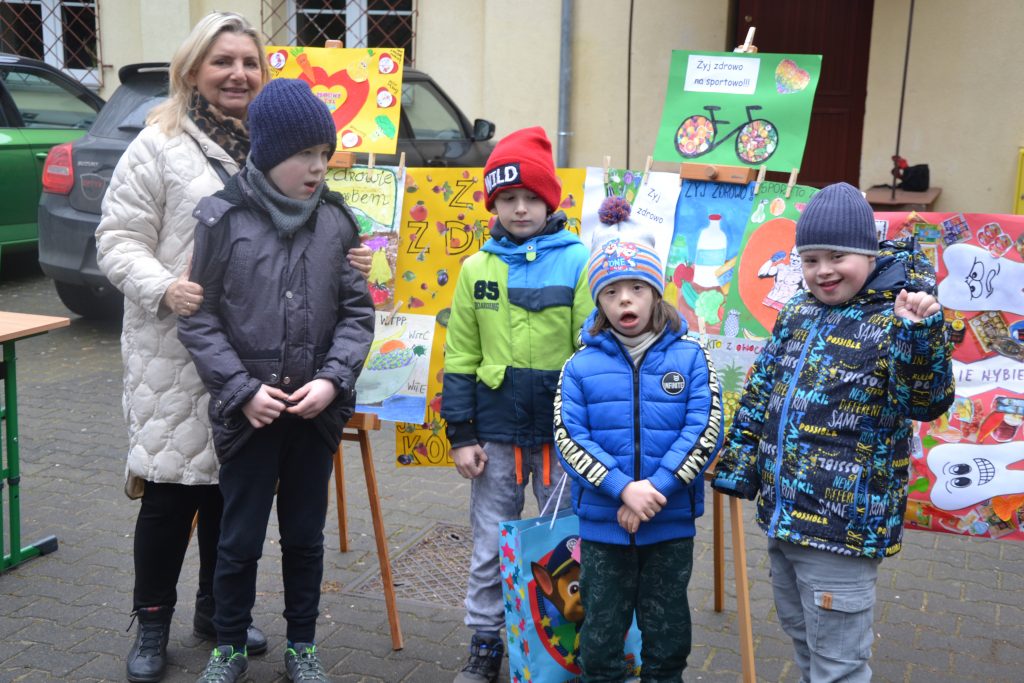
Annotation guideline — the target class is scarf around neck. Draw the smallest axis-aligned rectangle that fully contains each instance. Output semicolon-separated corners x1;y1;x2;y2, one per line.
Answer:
243;159;325;239
611;327;660;366
187;90;250;166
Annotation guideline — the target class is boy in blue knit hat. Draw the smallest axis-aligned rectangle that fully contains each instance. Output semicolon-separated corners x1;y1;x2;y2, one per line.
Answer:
713;182;954;682
179;78;374;683
555;239;722;681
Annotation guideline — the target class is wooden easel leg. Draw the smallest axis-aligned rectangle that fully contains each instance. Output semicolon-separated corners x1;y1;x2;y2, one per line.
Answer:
713;489;724;612
729;496;756;683
334;445;348;552
358;430;404;650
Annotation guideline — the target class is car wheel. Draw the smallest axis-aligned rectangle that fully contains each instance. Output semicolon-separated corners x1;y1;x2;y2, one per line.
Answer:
54;281;123;320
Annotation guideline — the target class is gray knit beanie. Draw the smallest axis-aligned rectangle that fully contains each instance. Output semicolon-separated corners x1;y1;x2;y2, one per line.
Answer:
247;79;337;172
795;182;878;255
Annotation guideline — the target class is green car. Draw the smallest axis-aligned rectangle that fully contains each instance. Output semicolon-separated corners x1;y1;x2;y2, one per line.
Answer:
0;53;103;260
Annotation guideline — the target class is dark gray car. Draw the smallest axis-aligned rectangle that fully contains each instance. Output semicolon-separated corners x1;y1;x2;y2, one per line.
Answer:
37;65;495;318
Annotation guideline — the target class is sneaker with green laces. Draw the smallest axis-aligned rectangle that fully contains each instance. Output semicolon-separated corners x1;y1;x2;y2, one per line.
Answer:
284;642;329;681
197;645;248;683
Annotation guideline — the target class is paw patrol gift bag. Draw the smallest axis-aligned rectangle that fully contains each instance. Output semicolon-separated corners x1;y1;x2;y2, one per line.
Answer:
499;482;642;682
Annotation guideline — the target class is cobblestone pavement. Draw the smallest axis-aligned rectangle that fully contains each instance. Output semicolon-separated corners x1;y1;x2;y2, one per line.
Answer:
2;255;1024;682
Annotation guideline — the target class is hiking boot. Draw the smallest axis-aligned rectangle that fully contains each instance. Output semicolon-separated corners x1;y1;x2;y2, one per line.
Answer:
196;645;248;683
126;605;173;683
193;594;268;656
453;634;504;683
284;642;330;681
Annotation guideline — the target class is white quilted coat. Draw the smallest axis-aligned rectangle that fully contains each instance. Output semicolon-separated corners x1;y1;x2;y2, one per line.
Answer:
96;119;239;498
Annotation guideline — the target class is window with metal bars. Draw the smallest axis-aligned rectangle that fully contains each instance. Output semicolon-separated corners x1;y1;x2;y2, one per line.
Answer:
0;0;100;86
261;0;415;63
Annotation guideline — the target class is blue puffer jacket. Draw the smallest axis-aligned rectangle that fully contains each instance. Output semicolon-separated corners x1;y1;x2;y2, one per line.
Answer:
554;311;723;545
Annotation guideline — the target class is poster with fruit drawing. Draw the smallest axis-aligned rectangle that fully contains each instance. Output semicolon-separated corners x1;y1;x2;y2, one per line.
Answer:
663;180;755;337
265;45;403;154
393;167;586;466
355;311;434;423
653;51;821;172
871;212;1024;541
325;165;404;309
720;181;819;339
700;335;766;435
579;167;678;269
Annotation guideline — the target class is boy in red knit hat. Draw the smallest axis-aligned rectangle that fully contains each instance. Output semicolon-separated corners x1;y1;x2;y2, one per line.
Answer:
442;127;593;682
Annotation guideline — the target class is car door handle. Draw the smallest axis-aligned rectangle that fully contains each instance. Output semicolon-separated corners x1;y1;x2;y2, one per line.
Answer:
36;152;50;159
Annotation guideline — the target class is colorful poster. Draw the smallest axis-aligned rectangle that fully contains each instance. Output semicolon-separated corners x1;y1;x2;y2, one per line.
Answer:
873;212;1024;541
654;51;822;172
355;311;434;423
579;167;678;269
393;168;586;466
720;181;819;339
663;180;756;336
326;165;404;309
700;334;766;434
265;45;403;154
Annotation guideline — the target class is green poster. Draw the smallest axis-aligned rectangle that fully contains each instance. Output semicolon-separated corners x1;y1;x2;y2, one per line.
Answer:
654;51;822;172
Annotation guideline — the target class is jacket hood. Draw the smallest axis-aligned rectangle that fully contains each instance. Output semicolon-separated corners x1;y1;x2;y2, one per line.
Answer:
579;307;690;356
482;211;574;255
866;237;937;295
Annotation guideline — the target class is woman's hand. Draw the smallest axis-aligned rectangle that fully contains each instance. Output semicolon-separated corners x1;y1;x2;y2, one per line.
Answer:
241;385;289;428
284;378;338;419
164;265;204;317
346;245;372;276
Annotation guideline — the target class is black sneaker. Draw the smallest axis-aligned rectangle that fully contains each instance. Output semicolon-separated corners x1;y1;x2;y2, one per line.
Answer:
453;634;504;683
284;643;329;681
196;645;248;683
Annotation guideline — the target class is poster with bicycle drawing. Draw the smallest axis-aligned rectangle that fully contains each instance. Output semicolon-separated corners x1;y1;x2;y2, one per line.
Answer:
871;212;1024;542
654;51;822;172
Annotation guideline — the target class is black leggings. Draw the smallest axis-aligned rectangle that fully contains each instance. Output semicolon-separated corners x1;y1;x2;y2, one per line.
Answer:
132;481;223;610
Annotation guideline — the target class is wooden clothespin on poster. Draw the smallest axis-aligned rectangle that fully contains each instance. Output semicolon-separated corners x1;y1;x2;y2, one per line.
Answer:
602;155;612;185
785;168;799;198
397;151;406;182
754;165;767;194
734;27;758;54
641;155;653;186
367;153;376;170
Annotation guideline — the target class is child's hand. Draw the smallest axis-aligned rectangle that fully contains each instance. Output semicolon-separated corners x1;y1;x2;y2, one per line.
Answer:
285;378;338;419
346;245;373;276
621;480;667;521
241;384;290;428
895;289;940;322
617;505;642;534
452;444;488;479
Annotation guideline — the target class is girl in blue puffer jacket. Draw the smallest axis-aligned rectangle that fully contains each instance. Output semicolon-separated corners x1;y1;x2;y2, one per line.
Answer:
554;238;723;681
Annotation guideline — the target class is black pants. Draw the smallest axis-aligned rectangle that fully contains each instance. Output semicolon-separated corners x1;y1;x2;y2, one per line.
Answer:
213;417;334;647
133;481;223;610
579;537;694;683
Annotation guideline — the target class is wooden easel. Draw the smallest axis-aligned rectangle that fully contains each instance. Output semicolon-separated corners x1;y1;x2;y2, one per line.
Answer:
333;411;404;650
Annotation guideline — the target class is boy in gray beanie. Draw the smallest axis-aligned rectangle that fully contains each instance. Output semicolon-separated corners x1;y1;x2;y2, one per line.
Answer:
713;182;954;682
179;78;374;683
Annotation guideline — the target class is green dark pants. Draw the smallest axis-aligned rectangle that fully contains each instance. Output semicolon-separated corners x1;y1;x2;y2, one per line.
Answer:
579;537;694;683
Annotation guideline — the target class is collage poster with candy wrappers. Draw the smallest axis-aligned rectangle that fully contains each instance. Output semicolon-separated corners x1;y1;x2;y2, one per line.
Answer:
392;168;585;466
877;212;1024;541
265;46;403;154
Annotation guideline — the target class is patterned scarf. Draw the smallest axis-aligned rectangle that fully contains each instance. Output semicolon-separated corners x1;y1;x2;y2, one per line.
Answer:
187;89;250;166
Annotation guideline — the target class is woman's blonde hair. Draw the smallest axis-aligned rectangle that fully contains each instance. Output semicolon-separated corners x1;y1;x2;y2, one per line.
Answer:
147;11;270;134
588;287;681;337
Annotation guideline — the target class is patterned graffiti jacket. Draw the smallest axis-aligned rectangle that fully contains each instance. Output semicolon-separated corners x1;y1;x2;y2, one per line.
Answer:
555;311;723;546
712;240;955;558
441;212;593;447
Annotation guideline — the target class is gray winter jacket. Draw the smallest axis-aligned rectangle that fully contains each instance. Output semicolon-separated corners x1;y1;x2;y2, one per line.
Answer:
178;170;374;462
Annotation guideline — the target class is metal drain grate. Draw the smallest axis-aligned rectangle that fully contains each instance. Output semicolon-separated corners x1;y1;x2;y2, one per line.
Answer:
344;523;472;609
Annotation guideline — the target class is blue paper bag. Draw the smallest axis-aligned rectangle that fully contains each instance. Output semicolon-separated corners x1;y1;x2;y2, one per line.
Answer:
499;507;643;682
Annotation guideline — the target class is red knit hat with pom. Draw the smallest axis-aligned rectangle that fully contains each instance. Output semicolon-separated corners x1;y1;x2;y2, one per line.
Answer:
483;126;561;213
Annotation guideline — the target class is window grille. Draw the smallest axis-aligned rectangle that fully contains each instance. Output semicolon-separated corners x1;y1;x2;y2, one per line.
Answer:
261;0;415;63
0;0;101;86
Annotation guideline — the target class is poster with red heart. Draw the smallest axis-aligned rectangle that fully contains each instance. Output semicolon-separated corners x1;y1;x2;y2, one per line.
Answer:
265;45;403;154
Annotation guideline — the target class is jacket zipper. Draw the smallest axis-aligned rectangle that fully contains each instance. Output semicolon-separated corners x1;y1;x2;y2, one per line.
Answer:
768;315;821;536
617;341;647;546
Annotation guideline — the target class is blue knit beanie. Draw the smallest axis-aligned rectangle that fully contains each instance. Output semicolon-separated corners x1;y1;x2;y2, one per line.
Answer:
795;182;878;255
247;79;337;172
587;239;665;301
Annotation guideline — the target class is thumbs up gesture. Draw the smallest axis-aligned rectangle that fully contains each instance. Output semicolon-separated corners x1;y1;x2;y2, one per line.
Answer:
894;288;940;322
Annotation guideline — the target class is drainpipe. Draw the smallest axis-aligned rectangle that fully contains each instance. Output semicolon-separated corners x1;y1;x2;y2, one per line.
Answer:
557;0;572;167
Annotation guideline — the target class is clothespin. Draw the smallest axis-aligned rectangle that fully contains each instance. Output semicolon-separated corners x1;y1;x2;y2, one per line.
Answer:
386;300;404;324
754;165;767;194
368;152;376;170
602;156;613;185
785;168;799;198
734;27;757;53
642;155;653;186
325;39;343;49
398;151;406;182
